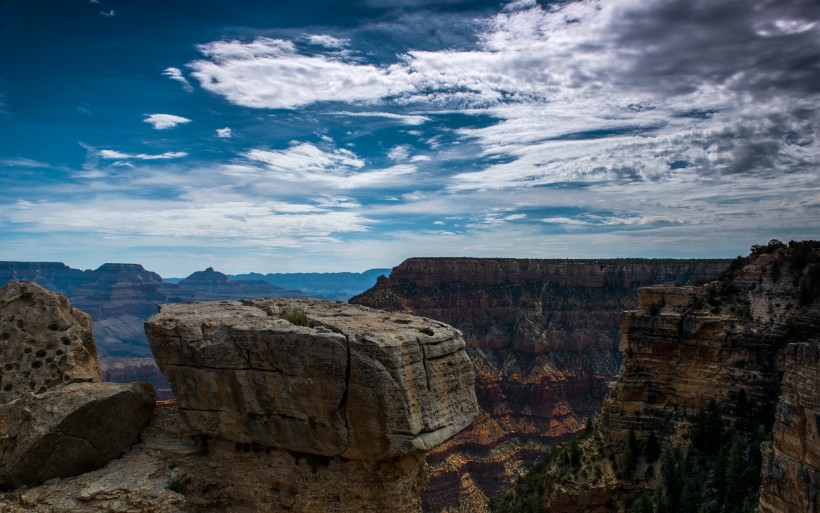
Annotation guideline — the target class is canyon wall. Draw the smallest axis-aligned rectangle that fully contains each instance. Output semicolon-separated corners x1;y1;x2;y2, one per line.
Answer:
350;258;728;511
525;241;820;513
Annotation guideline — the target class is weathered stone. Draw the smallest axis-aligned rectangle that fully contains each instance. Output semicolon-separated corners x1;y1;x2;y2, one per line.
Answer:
1;402;432;513
0;382;155;488
0;280;101;403
760;339;820;513
145;298;478;461
0;281;156;488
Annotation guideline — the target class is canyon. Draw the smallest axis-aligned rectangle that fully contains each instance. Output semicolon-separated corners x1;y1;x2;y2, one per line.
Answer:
350;257;729;511
492;241;819;513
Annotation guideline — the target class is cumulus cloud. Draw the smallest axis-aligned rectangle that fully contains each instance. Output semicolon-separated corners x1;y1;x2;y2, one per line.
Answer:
99;150;188;160
216;127;233;138
163;67;194;92
144;114;191;130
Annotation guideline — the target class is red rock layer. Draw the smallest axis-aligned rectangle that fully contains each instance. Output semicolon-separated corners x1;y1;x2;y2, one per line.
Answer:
351;258;728;512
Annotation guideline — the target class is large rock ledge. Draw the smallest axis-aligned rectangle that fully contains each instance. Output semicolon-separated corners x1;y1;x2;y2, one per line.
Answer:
145;298;479;461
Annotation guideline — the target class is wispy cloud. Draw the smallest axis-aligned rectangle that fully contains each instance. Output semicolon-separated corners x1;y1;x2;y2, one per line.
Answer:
144;113;191;130
99;9;115;17
303;34;349;49
162;67;194;93
99;150;188;160
216;127;233;138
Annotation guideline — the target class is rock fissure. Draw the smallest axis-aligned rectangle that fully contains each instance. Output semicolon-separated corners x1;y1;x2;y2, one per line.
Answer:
163;362;295;376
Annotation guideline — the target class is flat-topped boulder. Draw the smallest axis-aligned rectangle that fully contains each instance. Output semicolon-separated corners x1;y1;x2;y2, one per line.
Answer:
145;298;478;460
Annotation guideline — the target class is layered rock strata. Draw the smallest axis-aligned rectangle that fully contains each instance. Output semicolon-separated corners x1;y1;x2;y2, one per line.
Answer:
538;242;820;512
145;298;478;460
351;257;728;511
760;339;820;513
0;281;155;488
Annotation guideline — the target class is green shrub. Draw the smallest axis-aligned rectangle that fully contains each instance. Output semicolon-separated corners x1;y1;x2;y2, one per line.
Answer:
280;309;310;327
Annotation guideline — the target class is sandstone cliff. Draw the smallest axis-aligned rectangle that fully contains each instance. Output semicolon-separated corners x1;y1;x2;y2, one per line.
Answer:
351;258;728;511
506;241;820;513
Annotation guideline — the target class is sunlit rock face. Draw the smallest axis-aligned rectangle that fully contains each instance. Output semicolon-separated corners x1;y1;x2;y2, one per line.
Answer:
0;281;155;488
146;298;478;461
351;257;728;512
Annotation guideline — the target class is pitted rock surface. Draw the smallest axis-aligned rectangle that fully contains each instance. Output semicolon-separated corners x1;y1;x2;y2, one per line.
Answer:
0;280;101;402
145;298;478;460
0;281;155;488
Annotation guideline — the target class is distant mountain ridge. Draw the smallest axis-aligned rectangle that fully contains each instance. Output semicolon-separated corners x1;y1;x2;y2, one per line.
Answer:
0;262;385;357
228;268;391;301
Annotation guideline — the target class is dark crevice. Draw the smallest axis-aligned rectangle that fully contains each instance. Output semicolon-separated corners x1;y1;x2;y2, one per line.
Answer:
338;333;352;455
164;362;295;377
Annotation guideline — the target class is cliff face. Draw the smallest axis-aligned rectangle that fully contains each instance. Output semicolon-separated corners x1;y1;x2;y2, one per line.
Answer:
532;241;820;513
350;258;728;511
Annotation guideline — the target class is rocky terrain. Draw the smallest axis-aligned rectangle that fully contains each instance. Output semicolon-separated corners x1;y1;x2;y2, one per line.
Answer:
350;257;728;511
0;281;155;488
492;240;819;513
1;288;478;513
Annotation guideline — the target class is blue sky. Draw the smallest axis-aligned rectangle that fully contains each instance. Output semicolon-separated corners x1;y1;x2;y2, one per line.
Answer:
1;0;818;276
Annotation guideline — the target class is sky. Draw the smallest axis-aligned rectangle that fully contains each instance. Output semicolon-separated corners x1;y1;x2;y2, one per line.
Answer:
0;0;818;276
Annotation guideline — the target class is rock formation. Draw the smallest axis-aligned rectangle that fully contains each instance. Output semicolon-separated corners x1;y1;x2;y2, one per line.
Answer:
145;298;478;460
2;297;478;513
0;281;155;488
509;241;820;513
351;257;728;511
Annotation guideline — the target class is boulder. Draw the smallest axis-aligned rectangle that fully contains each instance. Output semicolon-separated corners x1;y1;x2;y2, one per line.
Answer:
0;381;156;488
0;281;155;488
145;298;478;460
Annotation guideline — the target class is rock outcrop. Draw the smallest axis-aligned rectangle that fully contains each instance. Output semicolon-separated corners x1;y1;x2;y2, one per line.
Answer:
0;281;155;488
2;298;478;513
351;257;728;511
526;241;820;513
146;298;478;460
760;339;820;513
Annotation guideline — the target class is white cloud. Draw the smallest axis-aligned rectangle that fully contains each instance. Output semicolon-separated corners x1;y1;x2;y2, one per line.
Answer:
216;127;233;138
387;145;410;161
245;143;364;175
99;9;115;17
244;143;416;189
304;34;349;49
330;111;431;126
8;200;371;242
99;150;188;160
163;67;194;93
144;114;191;130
